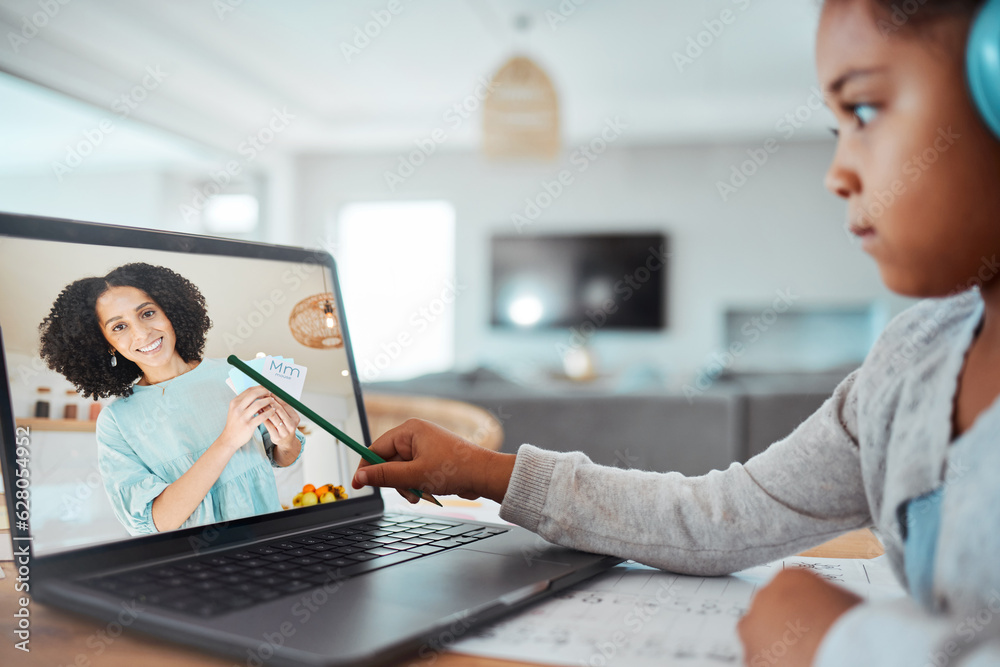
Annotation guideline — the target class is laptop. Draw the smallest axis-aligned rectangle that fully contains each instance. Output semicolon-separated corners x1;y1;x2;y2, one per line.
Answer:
0;213;620;666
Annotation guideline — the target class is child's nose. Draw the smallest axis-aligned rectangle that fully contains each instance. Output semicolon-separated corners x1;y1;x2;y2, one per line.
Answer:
824;158;860;199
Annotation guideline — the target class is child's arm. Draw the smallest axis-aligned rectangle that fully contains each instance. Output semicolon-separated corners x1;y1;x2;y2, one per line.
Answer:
739;568;863;667
355;369;871;576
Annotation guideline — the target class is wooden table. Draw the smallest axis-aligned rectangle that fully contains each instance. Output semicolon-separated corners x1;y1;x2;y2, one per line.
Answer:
0;498;883;666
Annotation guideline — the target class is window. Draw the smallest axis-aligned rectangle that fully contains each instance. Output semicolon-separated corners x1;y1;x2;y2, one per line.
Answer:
202;194;259;234
333;201;456;382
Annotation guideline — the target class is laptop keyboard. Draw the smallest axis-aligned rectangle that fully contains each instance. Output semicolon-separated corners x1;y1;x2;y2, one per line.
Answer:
81;514;508;617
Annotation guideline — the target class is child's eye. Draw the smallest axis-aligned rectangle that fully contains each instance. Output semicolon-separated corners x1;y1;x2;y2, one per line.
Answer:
852;103;878;126
841;103;878;128
141;309;155;318
829;103;878;139
112;323;125;332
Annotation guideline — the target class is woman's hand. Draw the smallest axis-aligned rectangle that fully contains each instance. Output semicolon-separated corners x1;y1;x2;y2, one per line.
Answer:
219;386;280;453
261;393;302;448
352;419;515;504
737;568;862;667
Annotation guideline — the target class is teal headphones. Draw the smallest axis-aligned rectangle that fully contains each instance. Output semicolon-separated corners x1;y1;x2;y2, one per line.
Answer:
968;0;1000;138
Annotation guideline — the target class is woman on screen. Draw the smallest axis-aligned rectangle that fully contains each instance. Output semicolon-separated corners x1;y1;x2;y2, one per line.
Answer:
38;262;305;535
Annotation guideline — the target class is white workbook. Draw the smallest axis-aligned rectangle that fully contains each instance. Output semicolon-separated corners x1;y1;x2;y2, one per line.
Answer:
453;555;906;667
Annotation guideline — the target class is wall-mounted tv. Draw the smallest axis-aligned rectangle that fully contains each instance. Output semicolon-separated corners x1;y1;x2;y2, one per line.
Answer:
491;232;668;330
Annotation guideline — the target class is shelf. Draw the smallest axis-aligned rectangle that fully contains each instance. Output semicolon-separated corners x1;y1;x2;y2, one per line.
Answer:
15;418;97;432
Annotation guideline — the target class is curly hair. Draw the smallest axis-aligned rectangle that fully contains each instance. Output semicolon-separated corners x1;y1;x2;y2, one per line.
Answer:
38;263;212;399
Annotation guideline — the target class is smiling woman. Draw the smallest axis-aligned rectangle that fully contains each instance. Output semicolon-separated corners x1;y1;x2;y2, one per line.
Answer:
39;263;211;399
38;262;306;535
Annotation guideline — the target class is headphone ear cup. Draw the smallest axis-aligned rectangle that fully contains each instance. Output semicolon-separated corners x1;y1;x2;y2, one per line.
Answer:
967;0;1000;140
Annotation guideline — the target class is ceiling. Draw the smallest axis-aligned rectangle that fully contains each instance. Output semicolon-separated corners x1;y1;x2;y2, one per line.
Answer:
0;0;833;167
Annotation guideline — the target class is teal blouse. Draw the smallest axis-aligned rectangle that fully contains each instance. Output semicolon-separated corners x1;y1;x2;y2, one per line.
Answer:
95;357;304;535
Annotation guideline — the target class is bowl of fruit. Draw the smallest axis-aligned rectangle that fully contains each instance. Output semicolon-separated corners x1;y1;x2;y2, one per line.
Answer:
291;483;348;508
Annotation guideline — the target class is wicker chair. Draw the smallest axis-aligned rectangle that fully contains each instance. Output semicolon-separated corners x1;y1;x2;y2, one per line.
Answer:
362;393;504;452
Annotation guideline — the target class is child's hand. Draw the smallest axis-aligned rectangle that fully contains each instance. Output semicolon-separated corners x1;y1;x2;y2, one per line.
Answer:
737;568;862;666
352;419;515;504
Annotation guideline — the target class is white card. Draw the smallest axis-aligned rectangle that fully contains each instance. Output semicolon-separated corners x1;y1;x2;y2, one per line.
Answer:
261;356;307;401
228;355;307;401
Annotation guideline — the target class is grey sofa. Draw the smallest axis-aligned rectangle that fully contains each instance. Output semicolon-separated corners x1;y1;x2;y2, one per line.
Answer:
363;368;850;477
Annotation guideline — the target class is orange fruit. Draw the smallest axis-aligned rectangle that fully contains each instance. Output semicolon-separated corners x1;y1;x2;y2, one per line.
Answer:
302;484;315;493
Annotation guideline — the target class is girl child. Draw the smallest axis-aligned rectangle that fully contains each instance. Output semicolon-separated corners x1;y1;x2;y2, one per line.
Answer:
353;0;1000;664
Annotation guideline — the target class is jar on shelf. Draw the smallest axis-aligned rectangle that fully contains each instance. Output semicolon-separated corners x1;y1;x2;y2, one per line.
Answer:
63;389;79;420
34;387;51;418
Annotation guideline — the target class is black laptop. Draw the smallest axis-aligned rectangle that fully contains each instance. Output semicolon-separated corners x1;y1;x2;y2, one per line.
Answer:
0;213;619;666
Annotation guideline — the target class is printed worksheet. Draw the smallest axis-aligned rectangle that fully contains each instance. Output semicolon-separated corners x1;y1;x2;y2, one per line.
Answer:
452;556;905;666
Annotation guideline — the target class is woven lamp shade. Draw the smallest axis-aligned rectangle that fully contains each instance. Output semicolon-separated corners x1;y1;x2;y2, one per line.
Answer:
288;293;344;350
483;56;560;160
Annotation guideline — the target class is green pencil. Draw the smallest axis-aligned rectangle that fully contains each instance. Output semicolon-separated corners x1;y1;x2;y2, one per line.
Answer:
227;355;443;507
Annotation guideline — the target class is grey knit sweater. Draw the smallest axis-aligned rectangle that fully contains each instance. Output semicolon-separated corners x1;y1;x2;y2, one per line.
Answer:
498;288;1000;666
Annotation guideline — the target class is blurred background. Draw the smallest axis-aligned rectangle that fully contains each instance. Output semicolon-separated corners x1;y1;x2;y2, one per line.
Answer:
0;0;914;474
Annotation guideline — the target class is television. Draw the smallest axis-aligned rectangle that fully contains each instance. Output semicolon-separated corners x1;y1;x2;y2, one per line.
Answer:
490;232;668;330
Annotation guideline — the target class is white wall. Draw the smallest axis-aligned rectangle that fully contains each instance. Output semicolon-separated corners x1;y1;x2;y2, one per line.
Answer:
294;140;913;383
0;165;272;236
0;170;167;229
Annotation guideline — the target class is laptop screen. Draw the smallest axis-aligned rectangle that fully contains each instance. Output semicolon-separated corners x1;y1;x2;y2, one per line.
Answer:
0;222;375;557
